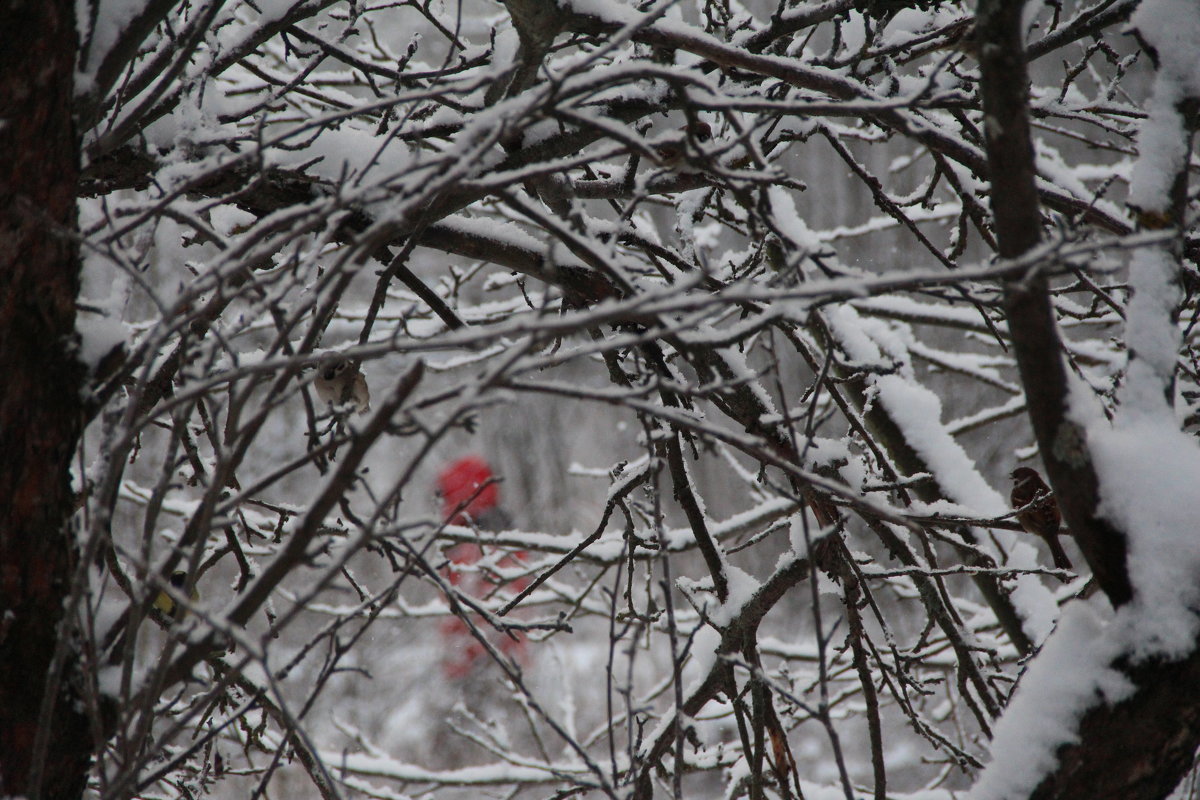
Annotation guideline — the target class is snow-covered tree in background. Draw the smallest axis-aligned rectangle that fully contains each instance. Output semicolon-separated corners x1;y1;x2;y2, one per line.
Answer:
2;0;1200;798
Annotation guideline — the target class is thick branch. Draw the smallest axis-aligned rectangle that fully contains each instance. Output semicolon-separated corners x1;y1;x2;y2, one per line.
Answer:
976;0;1132;607
0;0;91;797
1031;651;1200;800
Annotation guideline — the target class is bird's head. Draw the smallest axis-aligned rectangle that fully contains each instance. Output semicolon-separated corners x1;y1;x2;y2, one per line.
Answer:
1010;466;1039;484
317;353;349;382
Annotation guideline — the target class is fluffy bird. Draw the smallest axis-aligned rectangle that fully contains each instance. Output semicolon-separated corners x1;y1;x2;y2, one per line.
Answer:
1009;467;1072;570
314;354;370;415
654;120;712;169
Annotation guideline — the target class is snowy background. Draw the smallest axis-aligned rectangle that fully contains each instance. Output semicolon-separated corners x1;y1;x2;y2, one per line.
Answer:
66;0;1200;798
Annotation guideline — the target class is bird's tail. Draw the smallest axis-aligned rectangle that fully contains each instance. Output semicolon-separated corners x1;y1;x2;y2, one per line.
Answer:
1047;535;1073;571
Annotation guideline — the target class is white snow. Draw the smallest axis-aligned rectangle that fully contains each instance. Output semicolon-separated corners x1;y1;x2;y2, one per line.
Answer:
1128;0;1200;212
1091;416;1200;659
826;306;1007;515
968;600;1133;800
76;307;130;371
768;185;825;254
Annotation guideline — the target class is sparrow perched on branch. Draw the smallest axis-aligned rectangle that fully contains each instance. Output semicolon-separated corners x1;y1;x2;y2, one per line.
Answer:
314;354;370;415
654;120;712;169
1009;467;1072;570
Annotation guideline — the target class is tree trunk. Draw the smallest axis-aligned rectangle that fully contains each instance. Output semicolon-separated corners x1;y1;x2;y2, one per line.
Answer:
0;0;91;797
977;1;1200;798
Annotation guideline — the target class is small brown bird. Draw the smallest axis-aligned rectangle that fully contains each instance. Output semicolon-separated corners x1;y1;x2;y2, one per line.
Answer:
314;354;370;415
654;120;712;169
1010;467;1072;570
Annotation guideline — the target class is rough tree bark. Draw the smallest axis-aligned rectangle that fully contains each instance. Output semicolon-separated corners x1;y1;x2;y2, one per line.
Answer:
0;0;91;798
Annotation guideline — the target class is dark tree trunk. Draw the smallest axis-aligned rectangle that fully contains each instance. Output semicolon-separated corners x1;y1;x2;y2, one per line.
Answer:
0;0;91;797
1031;652;1200;800
976;1;1200;799
976;0;1132;609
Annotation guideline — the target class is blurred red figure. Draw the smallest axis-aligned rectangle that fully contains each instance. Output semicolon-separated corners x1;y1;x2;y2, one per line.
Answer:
436;456;529;678
439;455;508;530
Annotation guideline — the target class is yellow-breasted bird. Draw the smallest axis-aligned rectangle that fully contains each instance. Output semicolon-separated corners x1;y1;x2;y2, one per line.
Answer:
154;571;198;619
